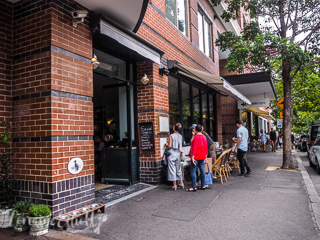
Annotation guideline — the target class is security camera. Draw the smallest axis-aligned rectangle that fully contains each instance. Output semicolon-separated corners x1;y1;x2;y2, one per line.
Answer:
71;10;88;19
70;10;88;27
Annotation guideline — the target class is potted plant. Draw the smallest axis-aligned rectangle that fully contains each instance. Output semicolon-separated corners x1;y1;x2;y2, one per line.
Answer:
0;206;13;228
0;121;17;207
12;200;33;232
27;204;52;236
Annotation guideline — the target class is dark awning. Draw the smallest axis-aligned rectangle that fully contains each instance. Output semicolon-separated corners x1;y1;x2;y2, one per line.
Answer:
94;19;164;64
168;61;251;104
223;72;277;100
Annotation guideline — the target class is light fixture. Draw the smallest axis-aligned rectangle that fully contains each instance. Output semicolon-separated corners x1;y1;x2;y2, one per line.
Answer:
91;54;100;69
141;73;149;85
70;10;88;28
159;67;170;76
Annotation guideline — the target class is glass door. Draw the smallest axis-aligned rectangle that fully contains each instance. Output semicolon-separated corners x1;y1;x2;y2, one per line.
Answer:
93;50;138;185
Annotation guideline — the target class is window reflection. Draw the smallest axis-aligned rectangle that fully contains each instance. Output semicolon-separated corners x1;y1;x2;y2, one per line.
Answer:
165;0;188;36
193;87;200;118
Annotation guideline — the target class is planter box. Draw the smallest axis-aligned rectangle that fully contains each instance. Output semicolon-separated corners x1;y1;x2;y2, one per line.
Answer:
0;209;13;228
27;215;51;236
13;214;29;232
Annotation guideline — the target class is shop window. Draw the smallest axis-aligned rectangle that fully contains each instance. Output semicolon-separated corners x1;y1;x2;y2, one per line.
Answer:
192;87;200;123
202;92;208;130
165;0;188;36
209;94;214;137
168;78;217;144
198;10;212;58
181;82;192;142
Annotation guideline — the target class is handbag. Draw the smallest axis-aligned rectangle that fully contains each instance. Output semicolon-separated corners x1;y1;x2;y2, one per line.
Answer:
204;163;213;185
161;147;171;166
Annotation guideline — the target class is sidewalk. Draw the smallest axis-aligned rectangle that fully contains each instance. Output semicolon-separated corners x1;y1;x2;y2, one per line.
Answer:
1;148;320;240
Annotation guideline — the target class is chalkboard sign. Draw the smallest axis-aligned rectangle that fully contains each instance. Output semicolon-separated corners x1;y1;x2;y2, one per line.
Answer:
138;122;155;154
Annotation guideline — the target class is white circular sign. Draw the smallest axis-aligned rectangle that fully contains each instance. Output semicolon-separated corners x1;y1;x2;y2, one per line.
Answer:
67;158;83;175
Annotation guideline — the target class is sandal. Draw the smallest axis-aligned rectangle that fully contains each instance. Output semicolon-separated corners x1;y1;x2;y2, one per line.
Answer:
178;183;184;189
171;185;177;191
186;188;197;192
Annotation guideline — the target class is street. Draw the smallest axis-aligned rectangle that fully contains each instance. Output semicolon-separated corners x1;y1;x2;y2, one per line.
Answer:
296;149;320;198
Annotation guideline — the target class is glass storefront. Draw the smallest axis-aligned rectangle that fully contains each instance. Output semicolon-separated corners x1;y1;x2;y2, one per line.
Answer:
93;49;138;185
168;75;216;144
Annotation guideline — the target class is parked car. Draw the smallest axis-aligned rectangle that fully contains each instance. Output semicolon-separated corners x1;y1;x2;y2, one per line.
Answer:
309;136;320;174
307;123;320;158
298;134;309;151
294;136;300;148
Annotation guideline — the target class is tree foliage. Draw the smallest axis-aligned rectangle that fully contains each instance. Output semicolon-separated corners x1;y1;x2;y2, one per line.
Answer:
271;66;320;134
214;0;320;168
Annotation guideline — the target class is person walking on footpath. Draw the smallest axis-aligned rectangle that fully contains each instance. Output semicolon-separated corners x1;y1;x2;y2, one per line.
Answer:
166;123;184;191
187;124;207;192
232;120;251;177
270;128;277;152
259;130;267;152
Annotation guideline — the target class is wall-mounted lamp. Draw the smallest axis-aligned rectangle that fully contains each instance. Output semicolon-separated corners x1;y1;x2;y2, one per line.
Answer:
214;14;218;20
91;54;100;69
159;67;170;76
141;73;149;85
70;10;88;28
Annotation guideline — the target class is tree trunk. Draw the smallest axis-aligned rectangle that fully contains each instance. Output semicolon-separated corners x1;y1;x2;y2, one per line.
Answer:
281;61;293;168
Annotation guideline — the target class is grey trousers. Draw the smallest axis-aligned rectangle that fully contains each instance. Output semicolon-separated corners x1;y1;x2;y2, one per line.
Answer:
167;149;183;181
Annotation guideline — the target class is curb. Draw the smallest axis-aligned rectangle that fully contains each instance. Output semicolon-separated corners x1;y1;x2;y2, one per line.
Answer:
294;150;320;231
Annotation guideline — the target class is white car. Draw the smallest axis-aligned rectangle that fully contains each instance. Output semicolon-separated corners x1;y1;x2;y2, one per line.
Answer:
309;136;320;174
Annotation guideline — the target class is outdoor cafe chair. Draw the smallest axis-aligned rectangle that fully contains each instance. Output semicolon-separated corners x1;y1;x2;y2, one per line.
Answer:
212;148;231;184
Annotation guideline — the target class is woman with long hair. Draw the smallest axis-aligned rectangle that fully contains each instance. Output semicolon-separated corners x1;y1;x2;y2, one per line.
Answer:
187;124;207;192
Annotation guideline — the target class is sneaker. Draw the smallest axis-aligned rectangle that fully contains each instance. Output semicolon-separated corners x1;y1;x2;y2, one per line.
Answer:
237;173;245;177
245;171;252;177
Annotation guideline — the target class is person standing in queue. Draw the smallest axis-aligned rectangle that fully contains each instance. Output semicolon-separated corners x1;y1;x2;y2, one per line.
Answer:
233;120;251;177
166;123;184;191
187;124;207;192
190;124;217;182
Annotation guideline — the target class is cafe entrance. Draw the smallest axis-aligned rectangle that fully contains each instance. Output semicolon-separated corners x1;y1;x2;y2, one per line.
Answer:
93;49;139;185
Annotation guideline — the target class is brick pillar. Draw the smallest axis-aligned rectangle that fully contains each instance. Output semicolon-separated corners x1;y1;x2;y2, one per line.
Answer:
220;59;241;145
137;60;169;184
10;0;94;217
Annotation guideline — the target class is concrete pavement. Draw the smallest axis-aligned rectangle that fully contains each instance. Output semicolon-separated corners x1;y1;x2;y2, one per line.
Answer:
67;148;320;240
1;147;320;239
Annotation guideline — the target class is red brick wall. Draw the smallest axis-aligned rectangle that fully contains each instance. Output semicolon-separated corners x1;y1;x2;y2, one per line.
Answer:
8;0;95;216
137;61;169;183
140;1;219;75
0;1;13;123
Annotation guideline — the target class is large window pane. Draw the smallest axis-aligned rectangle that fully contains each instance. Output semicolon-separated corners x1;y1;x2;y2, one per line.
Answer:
193;87;200;118
177;0;186;35
202;92;207;130
209;94;213;118
181;82;190;116
165;0;176;25
204;19;210;57
198;12;204;52
169;77;179;114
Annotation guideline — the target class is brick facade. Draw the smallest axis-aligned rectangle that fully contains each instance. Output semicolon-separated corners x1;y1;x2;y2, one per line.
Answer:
0;1;13;123
1;0;252;215
1;0;94;216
